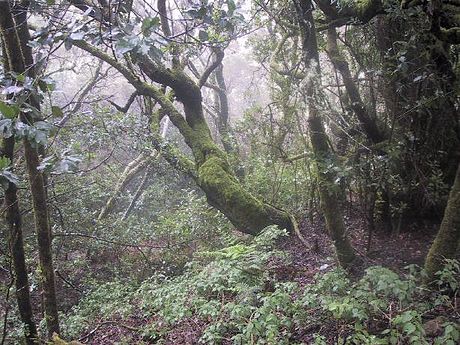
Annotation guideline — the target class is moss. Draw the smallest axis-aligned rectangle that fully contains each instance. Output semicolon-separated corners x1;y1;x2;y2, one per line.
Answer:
357;0;381;18
198;155;292;235
425;164;460;282
50;333;83;345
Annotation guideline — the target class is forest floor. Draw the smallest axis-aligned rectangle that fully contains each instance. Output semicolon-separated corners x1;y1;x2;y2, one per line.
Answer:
76;209;445;344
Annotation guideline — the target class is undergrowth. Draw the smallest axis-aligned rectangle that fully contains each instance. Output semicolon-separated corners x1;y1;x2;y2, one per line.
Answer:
62;226;460;344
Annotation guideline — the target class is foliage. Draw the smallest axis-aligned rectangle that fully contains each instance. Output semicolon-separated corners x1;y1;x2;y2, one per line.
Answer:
61;229;459;344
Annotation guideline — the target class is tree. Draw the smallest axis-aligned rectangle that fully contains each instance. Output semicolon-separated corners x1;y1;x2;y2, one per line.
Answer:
425;163;460;282
0;0;60;338
292;0;356;267
0;108;38;345
64;0;294;235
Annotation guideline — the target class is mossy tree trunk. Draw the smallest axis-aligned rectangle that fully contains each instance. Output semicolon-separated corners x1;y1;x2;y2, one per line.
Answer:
70;17;294;236
98;152;150;220
1;32;38;344
424;163;460;282
293;0;356;267
1;137;38;344
0;0;60;338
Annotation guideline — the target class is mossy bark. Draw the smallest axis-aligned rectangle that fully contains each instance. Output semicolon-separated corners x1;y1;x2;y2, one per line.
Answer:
0;1;60;337
294;0;356;267
424;163;460;282
131;57;293;235
22;140;60;338
174;106;293;235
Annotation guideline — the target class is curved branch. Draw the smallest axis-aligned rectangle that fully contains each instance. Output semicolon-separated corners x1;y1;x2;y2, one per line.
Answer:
199;49;225;88
108;91;139;113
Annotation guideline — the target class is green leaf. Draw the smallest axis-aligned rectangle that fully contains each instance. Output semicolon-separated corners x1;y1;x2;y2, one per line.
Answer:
51;106;63;117
403;322;416;335
38;77;56;92
64;38;73;50
227;0;236;14
0;157;10;169
0;102;19;119
115;37;138;55
141;17;160;35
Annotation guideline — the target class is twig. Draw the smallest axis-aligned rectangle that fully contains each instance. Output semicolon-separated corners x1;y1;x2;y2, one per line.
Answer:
55;270;84;293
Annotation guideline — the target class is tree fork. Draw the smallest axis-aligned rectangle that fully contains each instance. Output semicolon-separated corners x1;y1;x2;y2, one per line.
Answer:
71;39;295;236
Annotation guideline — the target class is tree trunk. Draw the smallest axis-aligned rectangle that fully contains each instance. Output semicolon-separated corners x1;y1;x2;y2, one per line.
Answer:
326;27;385;144
0;1;60;337
424;163;460;282
1;136;38;344
214;62;245;180
293;0;356;267
98;152;150;220
73;38;295;236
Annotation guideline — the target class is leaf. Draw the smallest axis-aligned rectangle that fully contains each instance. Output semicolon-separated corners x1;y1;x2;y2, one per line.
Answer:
0;157;10;169
70;31;85;40
38;77;56;92
0;169;19;189
0;102;19;119
15;121;29;137
227;0;236;14
115;37;138;55
64;38;73;50
141;17;160;35
198;30;209;42
51;106;63;117
403;322;416;334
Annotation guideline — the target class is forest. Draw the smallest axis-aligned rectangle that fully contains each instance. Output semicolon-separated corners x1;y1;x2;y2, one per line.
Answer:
0;0;459;344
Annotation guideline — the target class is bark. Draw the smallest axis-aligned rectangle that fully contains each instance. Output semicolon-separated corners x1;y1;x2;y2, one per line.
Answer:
314;0;383;26
0;1;60;337
1;136;38;344
293;0;356;267
424;163;460;282
326;27;385;144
